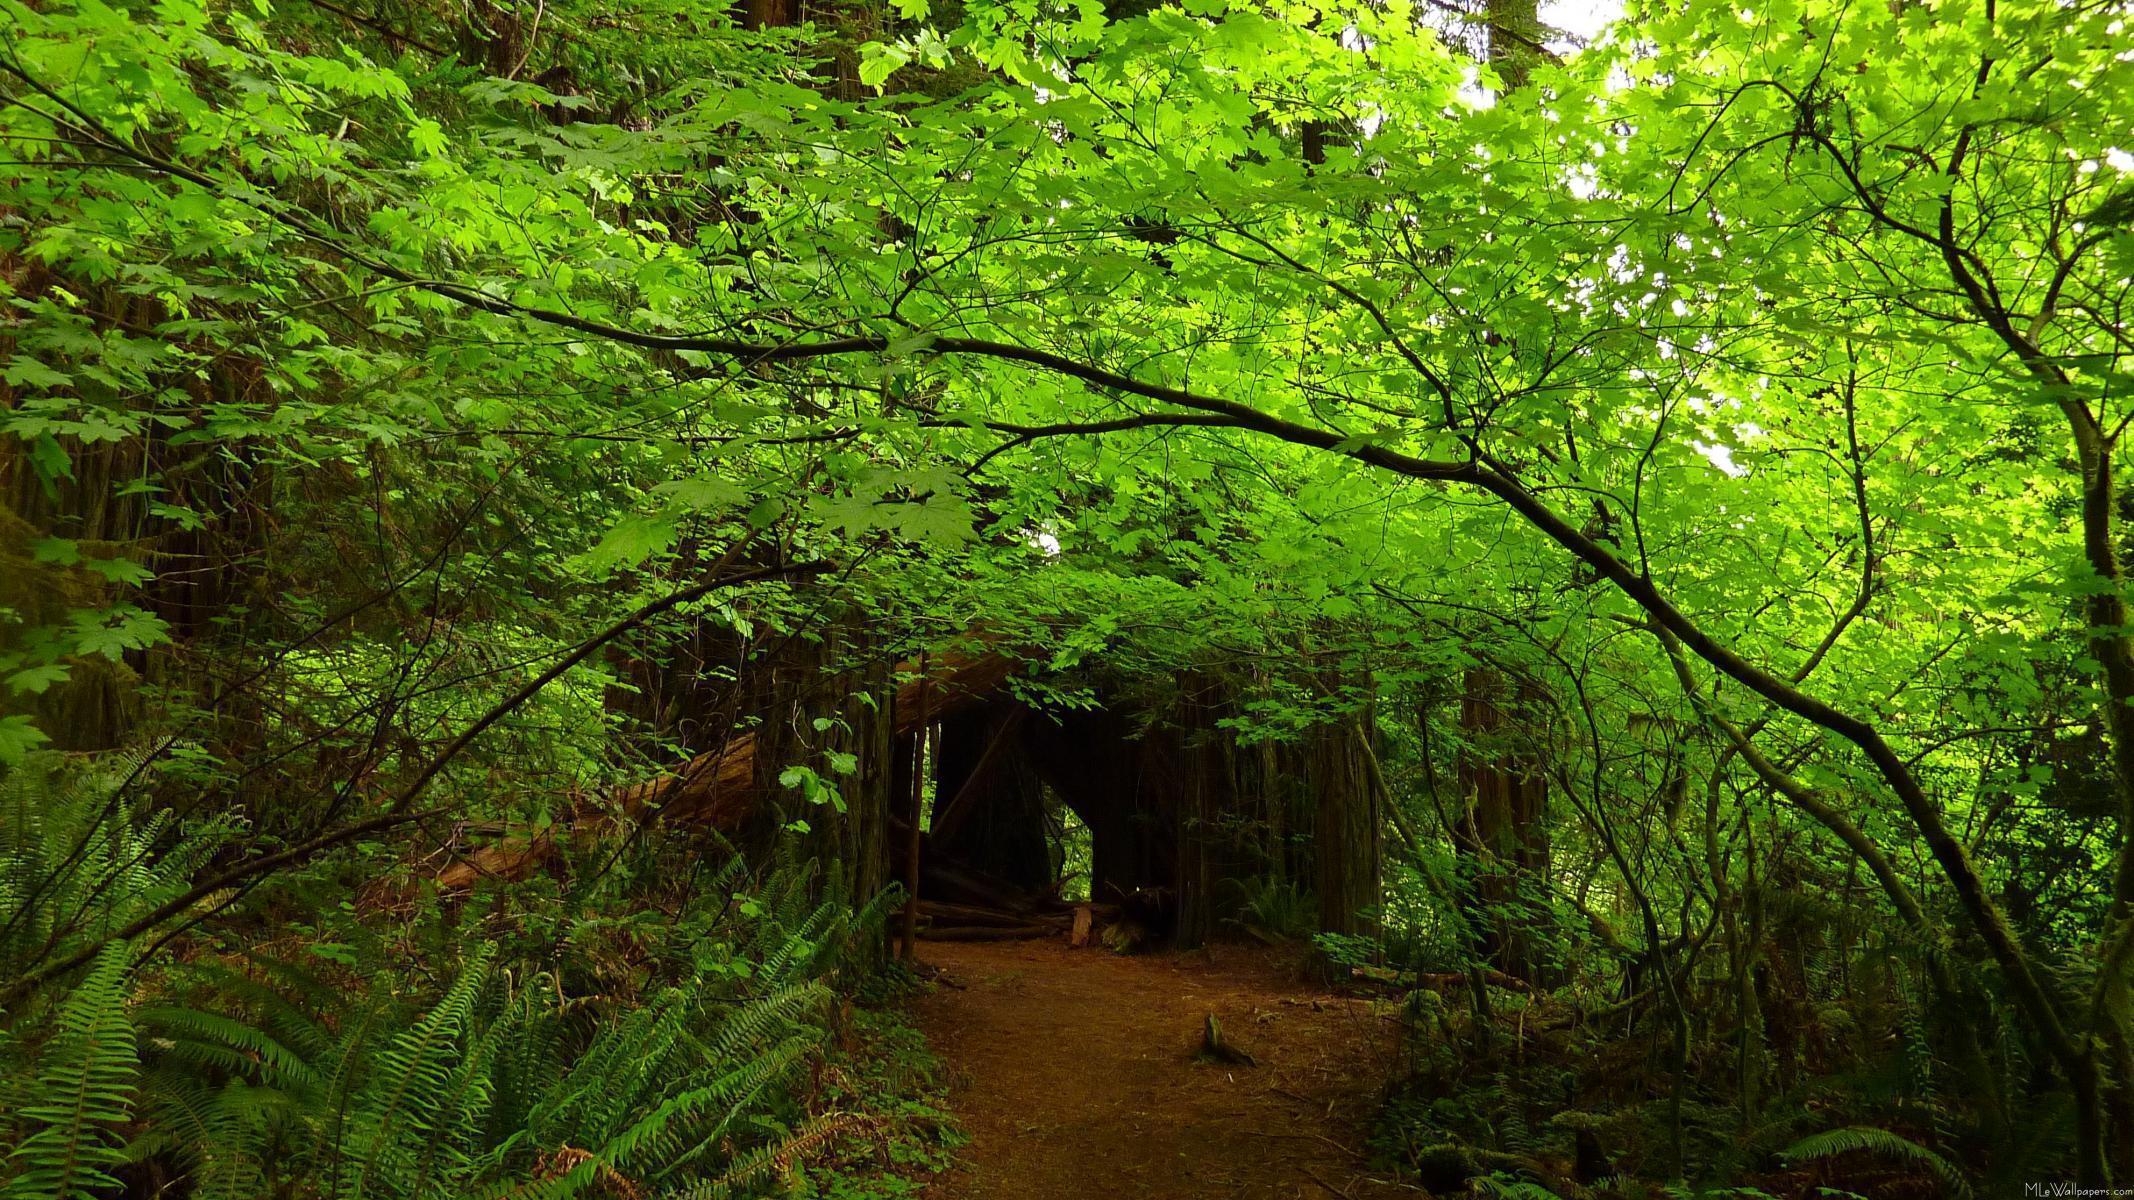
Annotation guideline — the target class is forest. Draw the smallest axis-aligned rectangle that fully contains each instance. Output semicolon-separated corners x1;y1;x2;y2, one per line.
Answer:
1;0;2130;1192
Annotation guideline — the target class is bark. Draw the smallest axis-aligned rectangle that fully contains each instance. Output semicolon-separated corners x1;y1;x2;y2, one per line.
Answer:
1455;668;1553;981
737;0;794;30
1311;712;1381;937
616;648;1014;826
1171;671;1231;949
900;653;930;961
1484;0;1543;89
930;704;1050;893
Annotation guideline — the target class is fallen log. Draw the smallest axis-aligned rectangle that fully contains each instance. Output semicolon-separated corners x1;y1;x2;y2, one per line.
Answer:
617;731;758;823
440;735;758;890
438;647;1020;889
1349;965;1533;993
435;829;558;890
897;839;1038;912
637;647;1012;824
918;900;1066;928
917;923;1057;941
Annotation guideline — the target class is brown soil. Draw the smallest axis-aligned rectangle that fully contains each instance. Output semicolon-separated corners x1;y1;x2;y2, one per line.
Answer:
912;938;1416;1200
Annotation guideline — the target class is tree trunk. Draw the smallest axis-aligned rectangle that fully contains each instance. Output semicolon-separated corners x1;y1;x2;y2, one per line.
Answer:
1456;667;1553;982
1311;711;1381;936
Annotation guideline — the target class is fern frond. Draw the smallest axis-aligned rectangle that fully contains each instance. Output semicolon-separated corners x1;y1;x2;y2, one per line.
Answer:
1783;1126;1974;1200
137;1004;324;1095
603;1034;815;1181
691;1110;878;1199
4;946;140;1200
532;993;693;1143
1470;1175;1564;1200
132;1067;274;1200
344;945;496;1199
703;982;828;1064
1;749;236;982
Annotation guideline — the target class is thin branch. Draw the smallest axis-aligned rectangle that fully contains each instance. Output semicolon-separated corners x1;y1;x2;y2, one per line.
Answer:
1;557;829;1005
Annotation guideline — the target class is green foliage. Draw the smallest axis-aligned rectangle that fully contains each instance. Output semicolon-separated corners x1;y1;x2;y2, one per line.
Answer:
1469;1178;1562;1200
1224;876;1315;943
2;0;2132;1188
2;948;138;1200
1310;931;1378;971
0;752;238;982
788;1008;963;1200
1782;1127;1974;1200
0;817;901;1199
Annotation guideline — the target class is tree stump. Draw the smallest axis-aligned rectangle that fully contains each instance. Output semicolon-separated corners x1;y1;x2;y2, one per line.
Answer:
1199;1014;1257;1067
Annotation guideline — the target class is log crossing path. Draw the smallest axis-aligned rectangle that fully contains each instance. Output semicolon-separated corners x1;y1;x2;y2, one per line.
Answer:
912;939;1415;1200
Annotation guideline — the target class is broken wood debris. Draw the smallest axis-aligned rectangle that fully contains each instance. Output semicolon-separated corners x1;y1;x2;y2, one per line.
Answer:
1199;1014;1258;1067
912;898;1117;943
1347;964;1532;994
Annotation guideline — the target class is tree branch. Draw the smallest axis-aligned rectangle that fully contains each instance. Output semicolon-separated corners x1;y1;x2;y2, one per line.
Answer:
1;557;829;1006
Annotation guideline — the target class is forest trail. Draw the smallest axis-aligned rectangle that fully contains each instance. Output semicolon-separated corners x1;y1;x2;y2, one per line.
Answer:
912;939;1414;1200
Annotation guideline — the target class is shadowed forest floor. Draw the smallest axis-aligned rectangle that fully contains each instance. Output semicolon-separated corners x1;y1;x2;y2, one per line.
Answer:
912;940;1416;1200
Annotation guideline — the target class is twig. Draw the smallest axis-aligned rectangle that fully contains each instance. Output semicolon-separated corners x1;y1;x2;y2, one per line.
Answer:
2;557;830;1005
1253;1130;1365;1162
1300;1165;1356;1200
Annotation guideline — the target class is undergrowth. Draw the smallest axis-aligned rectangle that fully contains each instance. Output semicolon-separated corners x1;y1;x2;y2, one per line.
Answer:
794;996;966;1200
1355;921;2063;1200
0;754;956;1200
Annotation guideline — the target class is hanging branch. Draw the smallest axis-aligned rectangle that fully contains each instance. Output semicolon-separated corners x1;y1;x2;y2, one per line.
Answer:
1;556;831;1006
900;651;931;962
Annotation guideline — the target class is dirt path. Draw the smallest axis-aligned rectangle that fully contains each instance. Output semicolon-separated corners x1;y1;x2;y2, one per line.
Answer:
912;939;1414;1200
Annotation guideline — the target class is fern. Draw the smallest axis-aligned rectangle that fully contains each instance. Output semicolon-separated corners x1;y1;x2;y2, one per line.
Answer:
1783;1126;1974;1200
530;991;693;1145
3;946;140;1200
3;819;871;1200
0;750;238;982
136;1004;323;1094
1223;876;1317;943
1471;1175;1565;1200
482;983;561;1155
686;1110;878;1200
130;1068;278;1200
606;1034;816;1181
344;944;498;1200
705;981;829;1063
